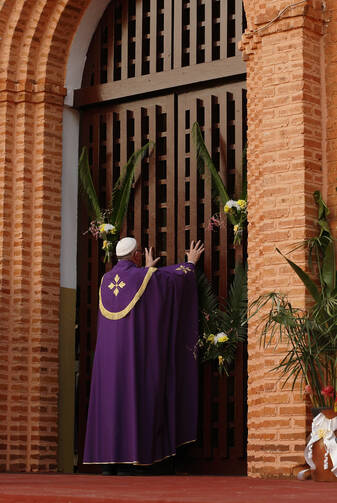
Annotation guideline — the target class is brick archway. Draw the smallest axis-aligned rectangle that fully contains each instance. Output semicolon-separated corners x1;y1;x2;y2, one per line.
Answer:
0;0;93;473
0;0;335;478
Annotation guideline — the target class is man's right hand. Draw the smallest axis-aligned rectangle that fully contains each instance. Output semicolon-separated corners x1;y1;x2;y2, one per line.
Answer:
186;240;205;265
145;247;160;268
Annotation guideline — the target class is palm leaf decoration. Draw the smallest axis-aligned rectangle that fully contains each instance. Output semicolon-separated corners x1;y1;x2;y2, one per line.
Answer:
191;122;231;210
110;142;154;230
191;121;247;237
196;265;247;374
241;145;247;201
79;142;154;261
78;147;102;220
196;269;219;313
196;269;220;335
222;263;247;341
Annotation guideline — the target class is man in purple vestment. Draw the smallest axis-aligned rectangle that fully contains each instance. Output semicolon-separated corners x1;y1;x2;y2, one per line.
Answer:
83;237;204;473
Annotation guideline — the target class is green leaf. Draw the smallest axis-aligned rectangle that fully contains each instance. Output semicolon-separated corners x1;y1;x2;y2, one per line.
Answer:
314;190;329;222
241;145;247;200
223;263;247;337
111;142;154;230
191;122;230;209
196;270;219;315
322;240;336;295
314;191;332;245
276;248;321;303
78;146;102;219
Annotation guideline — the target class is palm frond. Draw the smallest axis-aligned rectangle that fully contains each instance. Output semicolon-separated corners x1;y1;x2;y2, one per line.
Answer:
314;190;330;236
241;145;247;200
196;267;248;375
276;247;321;303
322;239;336;295
226;263;247;314
111;142;154;229
223;263;247;339
78;146;102;219
196;269;219;315
191;122;230;208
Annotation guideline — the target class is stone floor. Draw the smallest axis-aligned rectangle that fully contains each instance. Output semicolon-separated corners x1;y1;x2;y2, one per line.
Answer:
0;474;336;503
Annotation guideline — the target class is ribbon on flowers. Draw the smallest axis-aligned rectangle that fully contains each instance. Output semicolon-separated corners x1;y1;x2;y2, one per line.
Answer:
304;412;337;477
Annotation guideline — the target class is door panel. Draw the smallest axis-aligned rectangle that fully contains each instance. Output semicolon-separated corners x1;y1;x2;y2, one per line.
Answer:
77;94;175;471
76;0;247;476
176;83;246;474
77;83;247;474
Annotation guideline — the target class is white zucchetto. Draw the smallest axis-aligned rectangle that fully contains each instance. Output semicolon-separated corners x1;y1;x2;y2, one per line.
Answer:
116;237;137;257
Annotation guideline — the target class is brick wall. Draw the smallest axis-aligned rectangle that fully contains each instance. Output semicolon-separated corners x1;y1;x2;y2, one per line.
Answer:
0;0;334;476
241;0;327;477
325;0;337;233
0;0;90;473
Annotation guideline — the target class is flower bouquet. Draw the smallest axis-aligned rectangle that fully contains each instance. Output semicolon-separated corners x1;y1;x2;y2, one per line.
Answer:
86;215;118;263
196;264;247;374
224;199;247;245
79;142;153;262
191;121;247;245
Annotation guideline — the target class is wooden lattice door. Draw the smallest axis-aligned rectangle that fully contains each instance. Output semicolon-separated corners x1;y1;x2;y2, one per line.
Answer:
175;84;246;474
75;0;247;474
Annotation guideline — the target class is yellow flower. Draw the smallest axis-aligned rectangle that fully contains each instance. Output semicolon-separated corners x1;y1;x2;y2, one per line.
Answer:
207;334;215;343
218;355;224;364
100;223;116;234
237;199;246;209
224;205;230;213
234;224;239;233
214;332;229;343
102;240;108;250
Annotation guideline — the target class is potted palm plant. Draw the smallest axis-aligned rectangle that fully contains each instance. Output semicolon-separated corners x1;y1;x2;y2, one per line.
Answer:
249;191;337;481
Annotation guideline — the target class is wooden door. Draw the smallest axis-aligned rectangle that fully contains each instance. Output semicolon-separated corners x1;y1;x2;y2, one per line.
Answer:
75;0;247;474
77;94;176;471
175;83;246;474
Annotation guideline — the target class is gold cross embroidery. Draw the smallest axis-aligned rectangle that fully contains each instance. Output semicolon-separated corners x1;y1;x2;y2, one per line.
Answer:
176;265;192;274
108;274;126;297
317;428;327;439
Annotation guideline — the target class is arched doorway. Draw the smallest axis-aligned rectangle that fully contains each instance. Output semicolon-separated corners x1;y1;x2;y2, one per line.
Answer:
75;0;247;474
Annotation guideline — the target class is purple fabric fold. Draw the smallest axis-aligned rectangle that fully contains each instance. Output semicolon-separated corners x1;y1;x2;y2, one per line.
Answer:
83;260;198;465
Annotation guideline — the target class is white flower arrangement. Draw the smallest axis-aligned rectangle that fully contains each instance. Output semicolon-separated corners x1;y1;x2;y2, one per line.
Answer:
86;211;118;263
99;223;116;235
214;332;229;344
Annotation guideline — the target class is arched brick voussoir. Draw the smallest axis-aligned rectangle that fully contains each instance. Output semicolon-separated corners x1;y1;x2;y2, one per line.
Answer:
0;0;91;94
0;0;27;85
0;0;58;89
14;0;54;86
34;0;91;87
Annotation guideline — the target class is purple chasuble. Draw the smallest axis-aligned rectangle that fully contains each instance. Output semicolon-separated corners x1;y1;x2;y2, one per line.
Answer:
83;260;198;465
